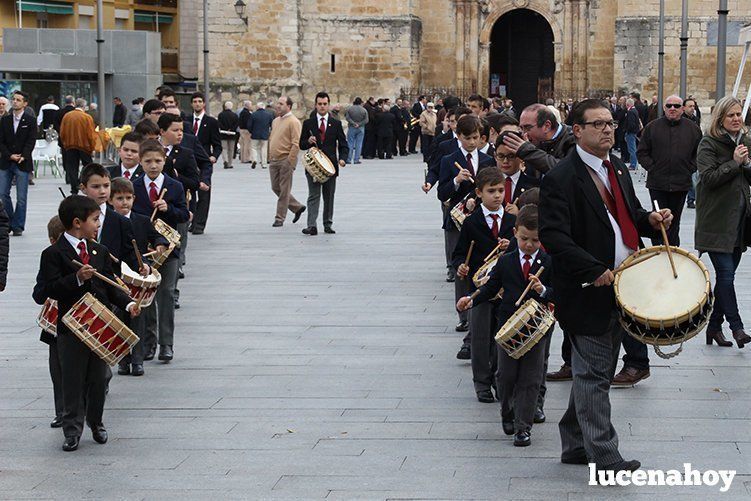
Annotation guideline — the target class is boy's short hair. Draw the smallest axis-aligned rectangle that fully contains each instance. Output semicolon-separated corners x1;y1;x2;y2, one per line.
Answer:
516;204;539;231
487;113;519;133
454;106;473;120
495;129;524;150
111;177;135;196
134;119;160;136
47;215;65;241
480;118;490;140
190;91;204;102
456;115;483;137
157;112;182;131
475;166;505;190
58;195;100;230
119;132;143;147
517;187;540;208
80;163;110;186
139;138;166;159
142;99;166;115
157;87;176;101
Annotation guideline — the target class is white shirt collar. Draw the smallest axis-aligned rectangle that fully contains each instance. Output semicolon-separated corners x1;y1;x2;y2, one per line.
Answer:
481;203;503;219
576;145;609;176
317;113;329;123
519;248;540;266
479;143;490;154
282;111;293;118
459;146;479;165
509;170;521;183
145;173;165;192
63;232;87;253
97;203;106;239
123;211;132;219
122;164;139;175
551;123;564;140
193;111;204;121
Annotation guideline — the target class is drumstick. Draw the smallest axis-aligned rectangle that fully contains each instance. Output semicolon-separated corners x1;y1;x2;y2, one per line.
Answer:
484;241;504;262
580;251;661;288
150;189;167;221
108;252;119;264
459;241;475;280
515;266;546;307
71;260;131;294
58;187;67;199
131;239;146;273
653;200;678;278
115;276;128;288
143;250;158;258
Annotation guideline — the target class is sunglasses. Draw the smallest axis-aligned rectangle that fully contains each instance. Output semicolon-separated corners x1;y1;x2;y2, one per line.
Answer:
665;103;682;109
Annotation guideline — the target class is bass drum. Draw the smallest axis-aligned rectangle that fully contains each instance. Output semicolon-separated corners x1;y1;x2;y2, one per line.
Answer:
304;147;336;183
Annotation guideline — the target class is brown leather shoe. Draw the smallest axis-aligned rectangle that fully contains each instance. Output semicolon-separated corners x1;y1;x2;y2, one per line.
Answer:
732;329;751;349
706;329;733;347
612;366;650;387
546;364;572;381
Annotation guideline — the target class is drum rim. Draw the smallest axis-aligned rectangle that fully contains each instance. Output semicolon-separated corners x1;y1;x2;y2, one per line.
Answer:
495;299;554;359
120;262;162;286
472;259;497;287
614;246;711;328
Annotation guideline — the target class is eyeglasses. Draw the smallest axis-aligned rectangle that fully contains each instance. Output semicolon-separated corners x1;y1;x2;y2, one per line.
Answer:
496;153;518;162
665;103;683;109
580;120;616;131
520;124;535;132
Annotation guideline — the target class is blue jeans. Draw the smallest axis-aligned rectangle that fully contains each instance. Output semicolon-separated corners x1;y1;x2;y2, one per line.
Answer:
347;126;364;163
708;249;744;332
625;133;638;169
0;165;29;232
687;171;699;204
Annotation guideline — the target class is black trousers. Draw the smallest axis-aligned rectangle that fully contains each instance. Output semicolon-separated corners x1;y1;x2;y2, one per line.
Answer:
421;134;434;163
49;341;63;419
192;188;211;232
363;126;377;158
395;127;408;155
408;126;420;153
559;330;573;366
377;135;393;159
63;148;92;195
648;189;687;247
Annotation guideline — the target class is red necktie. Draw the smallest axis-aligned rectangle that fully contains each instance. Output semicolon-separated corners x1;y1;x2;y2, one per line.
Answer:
149;181;159;203
319;118;326;142
124;170;131;179
604;160;639;250
466;153;475;176
522;254;531;281
77;241;89;265
504;177;512;204
193;118;199;134
490;213;500;239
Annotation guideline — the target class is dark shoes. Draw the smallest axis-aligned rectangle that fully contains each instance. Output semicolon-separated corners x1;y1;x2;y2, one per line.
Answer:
251;161;257;169
561;452;589;465
533;408;546;424
732;329;751;349
612;366;650;386
131;364;144;376
476;390;495;403
302;227;318;236
91;424;108;444
324;227;336;234
117;363;130;375
546;364;573;381
50;416;63;428
292;206;306;223
446;269;455;282
191;229;204;235
144;345;156;361
62;436;80;452
455;321;469;332
272;221;283;227
456;342;471;360
502;421;514;436
158;345;174;361
594;460;641;481
178;268;185;279
11;229;22;236
706;329;733;347
514;430;531;447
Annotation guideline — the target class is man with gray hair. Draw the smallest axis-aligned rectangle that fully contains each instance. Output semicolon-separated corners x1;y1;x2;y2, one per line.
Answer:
238;100;253;163
218;101;240;169
249;101;274;169
0;96;8;118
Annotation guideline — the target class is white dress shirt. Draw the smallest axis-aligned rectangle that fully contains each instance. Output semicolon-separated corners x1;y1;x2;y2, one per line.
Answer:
316;113;329;134
480;203;504;231
519;249;546;296
97;203;107;240
13;110;24;133
507;170;521;199
454;146;479;189
576;145;633;267
479;143;491;155
64;232;89;287
121;164;139;179
144;173;165;194
193;112;204;131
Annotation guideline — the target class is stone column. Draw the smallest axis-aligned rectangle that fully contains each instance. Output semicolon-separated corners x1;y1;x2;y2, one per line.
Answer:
479;42;490;96
455;1;466;94
576;0;589;97
468;1;479;93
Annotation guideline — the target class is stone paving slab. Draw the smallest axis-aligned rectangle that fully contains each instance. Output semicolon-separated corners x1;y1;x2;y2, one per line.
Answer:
0;156;749;499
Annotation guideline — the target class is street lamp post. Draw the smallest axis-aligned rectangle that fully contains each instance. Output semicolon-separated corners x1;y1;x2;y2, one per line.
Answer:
657;0;665;117
680;0;689;99
716;0;729;100
203;0;210;114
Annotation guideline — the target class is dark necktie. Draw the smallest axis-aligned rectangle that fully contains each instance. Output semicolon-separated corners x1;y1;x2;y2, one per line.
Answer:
77;241;89;265
504;177;512;204
522;254;531;281
490;213;500;239
124;170;131;180
603;159;639;250
319;118;326;143
193;118;199;134
466;153;474;176
149;181;159;203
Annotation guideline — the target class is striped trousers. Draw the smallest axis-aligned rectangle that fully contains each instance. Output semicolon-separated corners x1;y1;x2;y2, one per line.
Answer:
559;311;625;467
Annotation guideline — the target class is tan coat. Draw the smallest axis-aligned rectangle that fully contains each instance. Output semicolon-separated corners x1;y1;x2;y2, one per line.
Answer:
60;109;96;153
419;110;437;136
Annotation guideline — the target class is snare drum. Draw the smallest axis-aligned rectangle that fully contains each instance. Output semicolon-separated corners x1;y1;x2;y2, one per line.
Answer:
304;147;336;183
120;262;161;307
62;293;140;366
37;299;58;336
449;193;473;230
472;258;503;300
495;299;554;359
153;219;181;248
614;246;713;359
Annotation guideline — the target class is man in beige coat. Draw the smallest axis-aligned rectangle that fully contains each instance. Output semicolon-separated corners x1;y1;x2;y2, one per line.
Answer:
268;96;306;227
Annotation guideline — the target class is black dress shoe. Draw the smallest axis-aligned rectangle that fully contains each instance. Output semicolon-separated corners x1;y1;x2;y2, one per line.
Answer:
50;416;63;428
272;221;283;227
131;364;144;376
476;390;494;403
733;329;751;349
192;229;204;235
91;425;108;444
117;363;130;376
292;206;306;223
302;226;318;236
324;227;336;234
144;346;156;361
533;408;546;423
446;269;455;282
598;459;641;475
514;430;531;447
706;329;733;346
62;436;80;451
502;421;514;436
178;267;185;279
456;342;471;360
158;345;173;361
561;453;589;465
455;321;469;332
174;297;180;309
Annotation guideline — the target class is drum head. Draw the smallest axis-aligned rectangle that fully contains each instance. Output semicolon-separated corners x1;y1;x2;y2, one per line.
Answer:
616;248;710;326
313;148;336;175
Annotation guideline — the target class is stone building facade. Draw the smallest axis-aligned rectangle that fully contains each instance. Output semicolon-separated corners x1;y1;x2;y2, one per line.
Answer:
183;0;751;112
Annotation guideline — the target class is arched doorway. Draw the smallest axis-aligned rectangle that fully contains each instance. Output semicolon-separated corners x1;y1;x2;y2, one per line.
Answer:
489;8;555;110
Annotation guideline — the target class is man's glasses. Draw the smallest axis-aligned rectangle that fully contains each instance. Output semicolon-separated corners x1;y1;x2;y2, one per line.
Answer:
496;153;518;162
665;103;683;109
520;124;535;132
581;120;616;131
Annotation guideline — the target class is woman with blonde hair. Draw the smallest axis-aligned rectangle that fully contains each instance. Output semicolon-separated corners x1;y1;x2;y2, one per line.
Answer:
695;95;751;348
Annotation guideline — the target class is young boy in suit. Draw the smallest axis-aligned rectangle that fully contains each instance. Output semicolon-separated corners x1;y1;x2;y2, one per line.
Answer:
131;139;190;362
438;114;496;359
110;177;169;376
33;195;140;451
108;132;144;180
453;167;516;402
458;204;553;447
495;131;540;208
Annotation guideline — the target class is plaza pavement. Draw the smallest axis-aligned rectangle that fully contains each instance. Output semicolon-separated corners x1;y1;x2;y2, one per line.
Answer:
0;155;749;499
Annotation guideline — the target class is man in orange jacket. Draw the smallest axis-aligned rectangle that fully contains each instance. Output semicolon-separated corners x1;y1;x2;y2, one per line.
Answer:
59;98;96;195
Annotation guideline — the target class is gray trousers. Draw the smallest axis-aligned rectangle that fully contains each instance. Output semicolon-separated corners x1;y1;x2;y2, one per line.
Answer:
178;222;189;267
536;327;553;411
306;173;336;228
559;312;625;467
470;302;497;392
123;307;149;365
445;225;469;326
498;332;548;433
142;301;158;352
152;257;179;347
193;188;211;232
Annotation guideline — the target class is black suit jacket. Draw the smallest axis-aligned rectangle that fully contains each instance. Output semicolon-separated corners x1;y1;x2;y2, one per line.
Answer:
410;102;424;119
299;115;349;176
473;249;554;323
0;112;37;172
180;133;212;185
32;237;132;339
164;145;200;194
437;149;495;230
539;149;656;336
129;212;169;264
107;164;144;181
185;115;222;159
451;208;517;279
508;170;540;203
99;207;139;273
426;131;455;186
132;175;190;259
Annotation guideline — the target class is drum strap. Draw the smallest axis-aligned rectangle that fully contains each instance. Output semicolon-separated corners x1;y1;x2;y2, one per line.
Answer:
585;166;618;220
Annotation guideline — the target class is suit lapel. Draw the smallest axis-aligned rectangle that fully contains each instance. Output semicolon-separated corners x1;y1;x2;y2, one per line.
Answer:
573;154;612;229
56;236;83;269
609;154;635;215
